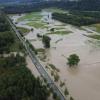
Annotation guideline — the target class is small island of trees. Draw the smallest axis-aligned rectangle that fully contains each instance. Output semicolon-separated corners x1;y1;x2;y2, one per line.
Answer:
67;54;80;67
42;35;51;48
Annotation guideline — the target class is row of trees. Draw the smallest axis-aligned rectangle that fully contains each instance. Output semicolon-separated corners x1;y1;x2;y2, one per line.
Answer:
52;12;100;26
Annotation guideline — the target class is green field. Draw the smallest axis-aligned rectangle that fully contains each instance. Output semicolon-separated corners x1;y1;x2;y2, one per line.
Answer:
27;21;48;28
18;12;42;22
48;30;71;35
17;11;49;28
17;27;30;34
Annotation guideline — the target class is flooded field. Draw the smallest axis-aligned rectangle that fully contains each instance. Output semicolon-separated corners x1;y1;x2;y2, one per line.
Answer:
10;9;100;100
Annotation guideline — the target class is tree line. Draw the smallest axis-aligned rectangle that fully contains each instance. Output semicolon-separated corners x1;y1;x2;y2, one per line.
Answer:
52;11;100;26
2;0;100;14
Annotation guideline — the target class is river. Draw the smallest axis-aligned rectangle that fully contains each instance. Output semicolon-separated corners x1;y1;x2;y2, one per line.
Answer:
10;10;100;100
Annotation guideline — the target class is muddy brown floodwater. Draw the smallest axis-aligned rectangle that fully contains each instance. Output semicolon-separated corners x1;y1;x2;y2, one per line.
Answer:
11;11;100;100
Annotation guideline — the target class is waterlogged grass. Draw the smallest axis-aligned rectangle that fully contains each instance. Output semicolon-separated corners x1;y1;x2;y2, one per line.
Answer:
18;12;42;22
17;27;30;34
84;34;100;40
48;31;71;35
48;64;60;72
17;11;48;28
36;48;45;53
55;27;65;30
60;81;65;87
54;73;60;82
89;24;100;33
27;22;48;28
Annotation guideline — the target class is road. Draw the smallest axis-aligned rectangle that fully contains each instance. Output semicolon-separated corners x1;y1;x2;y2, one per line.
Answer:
6;15;67;100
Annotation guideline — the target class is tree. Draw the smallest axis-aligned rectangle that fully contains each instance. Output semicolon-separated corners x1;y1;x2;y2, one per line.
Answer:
42;35;51;48
67;54;80;67
31;28;34;32
70;97;74;100
50;28;55;32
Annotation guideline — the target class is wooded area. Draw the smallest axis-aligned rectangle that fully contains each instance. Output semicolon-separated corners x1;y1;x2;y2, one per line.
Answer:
0;13;49;100
52;11;100;26
2;0;100;13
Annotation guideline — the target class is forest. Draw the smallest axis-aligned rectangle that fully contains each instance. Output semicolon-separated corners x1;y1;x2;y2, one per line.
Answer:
0;54;49;100
52;11;100;26
2;0;100;13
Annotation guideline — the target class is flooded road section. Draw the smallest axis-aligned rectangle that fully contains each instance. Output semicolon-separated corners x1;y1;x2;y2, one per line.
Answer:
10;11;100;100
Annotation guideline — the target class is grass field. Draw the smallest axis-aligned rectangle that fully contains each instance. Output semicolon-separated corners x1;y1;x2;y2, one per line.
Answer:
27;21;48;28
17;11;49;28
18;12;42;22
48;30;71;35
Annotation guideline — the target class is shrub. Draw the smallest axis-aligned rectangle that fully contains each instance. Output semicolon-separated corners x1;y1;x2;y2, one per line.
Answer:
64;88;69;95
67;54;80;67
42;35;51;48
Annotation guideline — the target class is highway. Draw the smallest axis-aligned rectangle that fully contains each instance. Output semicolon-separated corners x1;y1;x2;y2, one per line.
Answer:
6;15;67;100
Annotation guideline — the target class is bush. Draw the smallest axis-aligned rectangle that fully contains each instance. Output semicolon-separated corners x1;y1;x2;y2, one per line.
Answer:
60;81;65;87
53;92;57;99
70;97;74;100
67;54;80;67
54;74;60;82
42;35;51;48
64;88;69;95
